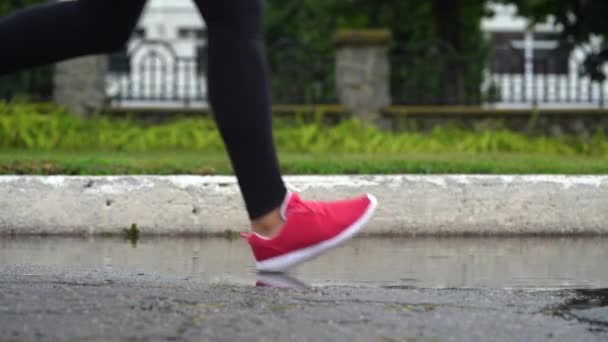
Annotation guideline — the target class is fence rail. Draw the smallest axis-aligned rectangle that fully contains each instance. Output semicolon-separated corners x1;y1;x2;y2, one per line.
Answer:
390;49;485;106
267;39;337;104
105;40;608;109
106;39;336;108
489;73;607;107
391;41;608;108
106;41;207;108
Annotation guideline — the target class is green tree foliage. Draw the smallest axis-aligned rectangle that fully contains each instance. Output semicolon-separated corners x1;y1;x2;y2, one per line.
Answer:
0;0;43;14
0;0;53;101
264;0;488;105
503;0;608;81
263;0;342;104
1;1;493;105
429;0;488;104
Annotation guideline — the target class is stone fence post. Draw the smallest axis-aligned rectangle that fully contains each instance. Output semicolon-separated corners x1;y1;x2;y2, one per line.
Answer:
53;56;107;118
335;29;392;127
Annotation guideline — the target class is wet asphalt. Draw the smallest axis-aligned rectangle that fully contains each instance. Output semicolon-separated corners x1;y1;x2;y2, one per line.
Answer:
2;236;608;289
1;263;607;341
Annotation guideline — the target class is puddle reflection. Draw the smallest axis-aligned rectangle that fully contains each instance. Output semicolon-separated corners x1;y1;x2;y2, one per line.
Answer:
1;236;607;289
256;273;310;289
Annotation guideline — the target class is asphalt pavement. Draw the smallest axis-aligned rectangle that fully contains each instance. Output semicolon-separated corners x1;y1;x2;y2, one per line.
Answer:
1;264;606;341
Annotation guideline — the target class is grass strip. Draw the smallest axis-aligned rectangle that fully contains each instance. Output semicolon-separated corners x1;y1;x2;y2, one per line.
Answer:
1;103;608;156
1;150;607;175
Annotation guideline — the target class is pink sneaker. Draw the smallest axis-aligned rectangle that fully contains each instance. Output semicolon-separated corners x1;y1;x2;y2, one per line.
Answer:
242;192;378;272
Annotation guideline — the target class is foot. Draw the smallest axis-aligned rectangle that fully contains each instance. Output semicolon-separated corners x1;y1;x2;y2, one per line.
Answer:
241;192;378;272
250;207;284;237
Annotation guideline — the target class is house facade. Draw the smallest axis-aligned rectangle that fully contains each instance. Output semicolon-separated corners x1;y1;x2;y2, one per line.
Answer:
105;0;209;108
105;1;607;109
482;3;607;108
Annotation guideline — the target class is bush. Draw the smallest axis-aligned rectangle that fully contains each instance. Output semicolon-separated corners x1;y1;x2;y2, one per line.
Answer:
0;103;607;156
0;1;54;101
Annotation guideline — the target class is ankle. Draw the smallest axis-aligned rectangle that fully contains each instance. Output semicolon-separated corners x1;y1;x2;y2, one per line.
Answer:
251;207;284;237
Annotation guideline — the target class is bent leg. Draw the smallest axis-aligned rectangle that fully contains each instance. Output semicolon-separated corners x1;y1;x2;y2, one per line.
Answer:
0;0;146;75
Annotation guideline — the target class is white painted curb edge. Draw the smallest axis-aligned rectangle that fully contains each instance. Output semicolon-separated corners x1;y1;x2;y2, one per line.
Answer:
1;175;607;236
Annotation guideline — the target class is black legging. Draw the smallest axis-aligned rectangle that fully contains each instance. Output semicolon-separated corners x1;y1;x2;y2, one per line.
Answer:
0;0;287;220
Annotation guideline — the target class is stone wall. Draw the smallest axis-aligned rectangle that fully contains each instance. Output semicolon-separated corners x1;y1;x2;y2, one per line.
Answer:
383;107;608;135
53;56;107;118
334;29;391;127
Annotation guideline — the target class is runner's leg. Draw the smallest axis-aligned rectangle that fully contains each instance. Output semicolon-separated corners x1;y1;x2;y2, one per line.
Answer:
0;0;287;223
0;0;146;74
194;0;287;221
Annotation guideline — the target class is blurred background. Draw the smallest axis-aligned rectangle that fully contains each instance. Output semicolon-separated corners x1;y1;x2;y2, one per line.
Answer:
1;0;607;176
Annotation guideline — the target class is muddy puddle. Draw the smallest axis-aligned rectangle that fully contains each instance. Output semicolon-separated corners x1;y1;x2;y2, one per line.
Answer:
1;236;607;289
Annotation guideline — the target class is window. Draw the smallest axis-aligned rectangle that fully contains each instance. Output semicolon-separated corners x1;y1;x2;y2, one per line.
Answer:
196;45;208;75
489;32;570;74
490;32;525;74
532;33;569;74
133;27;146;39
108;46;130;74
178;28;207;40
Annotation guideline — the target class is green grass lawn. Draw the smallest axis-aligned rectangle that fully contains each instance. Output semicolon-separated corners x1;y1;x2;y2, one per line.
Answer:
1;150;607;175
1;103;607;174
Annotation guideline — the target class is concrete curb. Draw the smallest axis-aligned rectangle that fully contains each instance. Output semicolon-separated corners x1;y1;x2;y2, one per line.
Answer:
1;175;607;236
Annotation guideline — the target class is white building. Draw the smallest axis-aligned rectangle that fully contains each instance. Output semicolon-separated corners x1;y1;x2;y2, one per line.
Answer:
482;3;607;108
106;1;607;108
106;0;209;108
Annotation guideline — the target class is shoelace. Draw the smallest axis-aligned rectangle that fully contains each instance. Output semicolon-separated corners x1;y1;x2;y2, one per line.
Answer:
285;182;316;214
285;181;301;193
289;197;317;214
240;205;315;241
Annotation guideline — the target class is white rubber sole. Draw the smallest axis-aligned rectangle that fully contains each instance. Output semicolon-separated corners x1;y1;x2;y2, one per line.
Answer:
256;194;378;272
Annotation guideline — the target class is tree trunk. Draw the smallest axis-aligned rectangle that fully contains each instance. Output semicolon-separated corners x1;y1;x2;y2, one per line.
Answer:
431;0;466;105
